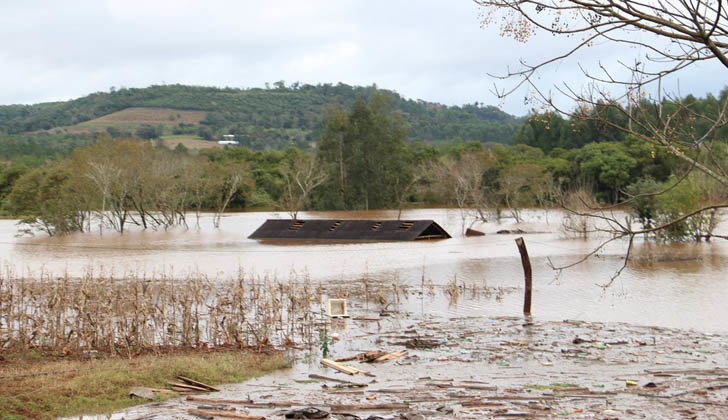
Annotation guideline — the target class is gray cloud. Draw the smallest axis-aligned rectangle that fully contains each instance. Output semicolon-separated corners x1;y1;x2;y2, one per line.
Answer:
0;0;722;115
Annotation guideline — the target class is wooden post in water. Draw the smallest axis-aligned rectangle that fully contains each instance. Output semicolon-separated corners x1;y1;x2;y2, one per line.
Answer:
514;237;532;315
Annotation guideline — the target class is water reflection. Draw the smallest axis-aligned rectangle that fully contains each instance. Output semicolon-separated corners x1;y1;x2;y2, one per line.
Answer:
2;208;727;332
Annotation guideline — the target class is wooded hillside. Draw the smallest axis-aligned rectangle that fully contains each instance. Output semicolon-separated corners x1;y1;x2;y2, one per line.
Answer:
0;83;522;150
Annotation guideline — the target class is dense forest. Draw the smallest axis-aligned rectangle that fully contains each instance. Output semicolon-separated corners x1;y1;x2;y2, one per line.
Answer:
1;85;726;242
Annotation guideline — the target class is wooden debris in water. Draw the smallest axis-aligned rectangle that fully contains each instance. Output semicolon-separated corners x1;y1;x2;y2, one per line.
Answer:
169;381;213;394
374;351;407;362
335;350;407;363
321;358;371;375
186;396;297;407
178;375;220;392
328;402;410;410
465;228;485;236
187;408;265;419
308;374;368;387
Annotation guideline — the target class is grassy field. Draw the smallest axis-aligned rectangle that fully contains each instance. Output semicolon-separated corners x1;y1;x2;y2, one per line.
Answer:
0;349;289;420
79;107;206;126
54;107;207;134
161;135;222;150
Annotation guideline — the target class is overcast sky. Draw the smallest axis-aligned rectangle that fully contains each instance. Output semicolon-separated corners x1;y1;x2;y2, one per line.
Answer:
0;1;724;116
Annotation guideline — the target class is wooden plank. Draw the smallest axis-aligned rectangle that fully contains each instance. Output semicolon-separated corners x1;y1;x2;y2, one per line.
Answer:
321;358;361;375
329;403;409;410
484;396;556;401
336;351;387;363
187;409;265;419
168;381;210;392
374;351;407;363
308;373;367;386
178;375;221;392
186;396;297;407
187;396;253;405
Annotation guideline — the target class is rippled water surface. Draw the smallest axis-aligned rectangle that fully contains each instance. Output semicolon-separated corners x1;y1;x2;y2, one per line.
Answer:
2;208;727;332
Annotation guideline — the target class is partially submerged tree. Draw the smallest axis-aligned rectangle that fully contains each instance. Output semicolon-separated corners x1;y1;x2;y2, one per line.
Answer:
498;162;549;222
7;163;88;236
277;152;328;220
428;151;496;233
209;161;252;229
8;137;256;235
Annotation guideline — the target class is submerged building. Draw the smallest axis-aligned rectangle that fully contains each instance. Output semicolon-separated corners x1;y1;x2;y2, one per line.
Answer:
248;219;451;241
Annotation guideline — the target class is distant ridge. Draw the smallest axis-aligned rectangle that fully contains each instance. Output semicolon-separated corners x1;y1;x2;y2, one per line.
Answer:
0;83;522;150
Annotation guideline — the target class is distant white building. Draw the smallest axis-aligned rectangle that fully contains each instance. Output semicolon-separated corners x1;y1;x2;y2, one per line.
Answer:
218;134;239;146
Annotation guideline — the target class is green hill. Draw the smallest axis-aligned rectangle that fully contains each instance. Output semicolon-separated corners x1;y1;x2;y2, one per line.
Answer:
0;83;522;153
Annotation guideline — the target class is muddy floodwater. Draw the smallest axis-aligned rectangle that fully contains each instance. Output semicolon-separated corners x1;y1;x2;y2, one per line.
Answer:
3;208;728;333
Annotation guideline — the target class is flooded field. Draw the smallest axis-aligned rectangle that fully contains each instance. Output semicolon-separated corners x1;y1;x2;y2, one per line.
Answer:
2;208;727;333
115;315;728;420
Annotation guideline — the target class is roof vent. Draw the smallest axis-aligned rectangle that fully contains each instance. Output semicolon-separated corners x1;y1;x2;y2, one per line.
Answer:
399;222;414;230
289;221;305;231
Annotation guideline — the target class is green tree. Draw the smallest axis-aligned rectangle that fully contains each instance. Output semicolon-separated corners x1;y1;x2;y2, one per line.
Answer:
654;174;722;242
8;163;88;236
135;124;163;139
0;164;27;214
316;89;411;210
576;142;637;202
624;176;661;231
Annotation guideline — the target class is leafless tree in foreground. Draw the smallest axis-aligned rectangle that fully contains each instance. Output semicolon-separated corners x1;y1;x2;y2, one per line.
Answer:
476;0;728;286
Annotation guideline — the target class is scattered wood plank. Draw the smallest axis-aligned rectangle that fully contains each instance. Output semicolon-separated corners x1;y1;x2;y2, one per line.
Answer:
551;387;591;393
460;400;504;407
336;351;386;363
677;399;728;407
178;375;220;392
321;358;370;375
187;409;265;419
334;350;407;363
308;374;367;387
186;396;296;407
169;382;211;393
373;351;407;363
328;403;410;410
187;396;254;405
645;368;728;375
325;390;366;395
484;396;556;401
461;384;498;391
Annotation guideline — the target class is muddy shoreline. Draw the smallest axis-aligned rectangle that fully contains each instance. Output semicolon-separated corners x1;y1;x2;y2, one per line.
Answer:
114;313;728;420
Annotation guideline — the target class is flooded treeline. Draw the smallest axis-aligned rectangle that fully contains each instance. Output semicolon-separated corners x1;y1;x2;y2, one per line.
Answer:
1;90;726;239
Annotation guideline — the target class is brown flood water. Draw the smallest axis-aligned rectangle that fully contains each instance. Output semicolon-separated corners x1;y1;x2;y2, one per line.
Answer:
2;208;727;332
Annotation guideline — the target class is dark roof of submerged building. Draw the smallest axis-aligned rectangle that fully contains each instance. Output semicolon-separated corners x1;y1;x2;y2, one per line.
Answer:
248;219;451;241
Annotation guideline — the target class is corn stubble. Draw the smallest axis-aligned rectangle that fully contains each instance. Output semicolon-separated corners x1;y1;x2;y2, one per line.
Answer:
0;264;517;356
0;267;322;356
